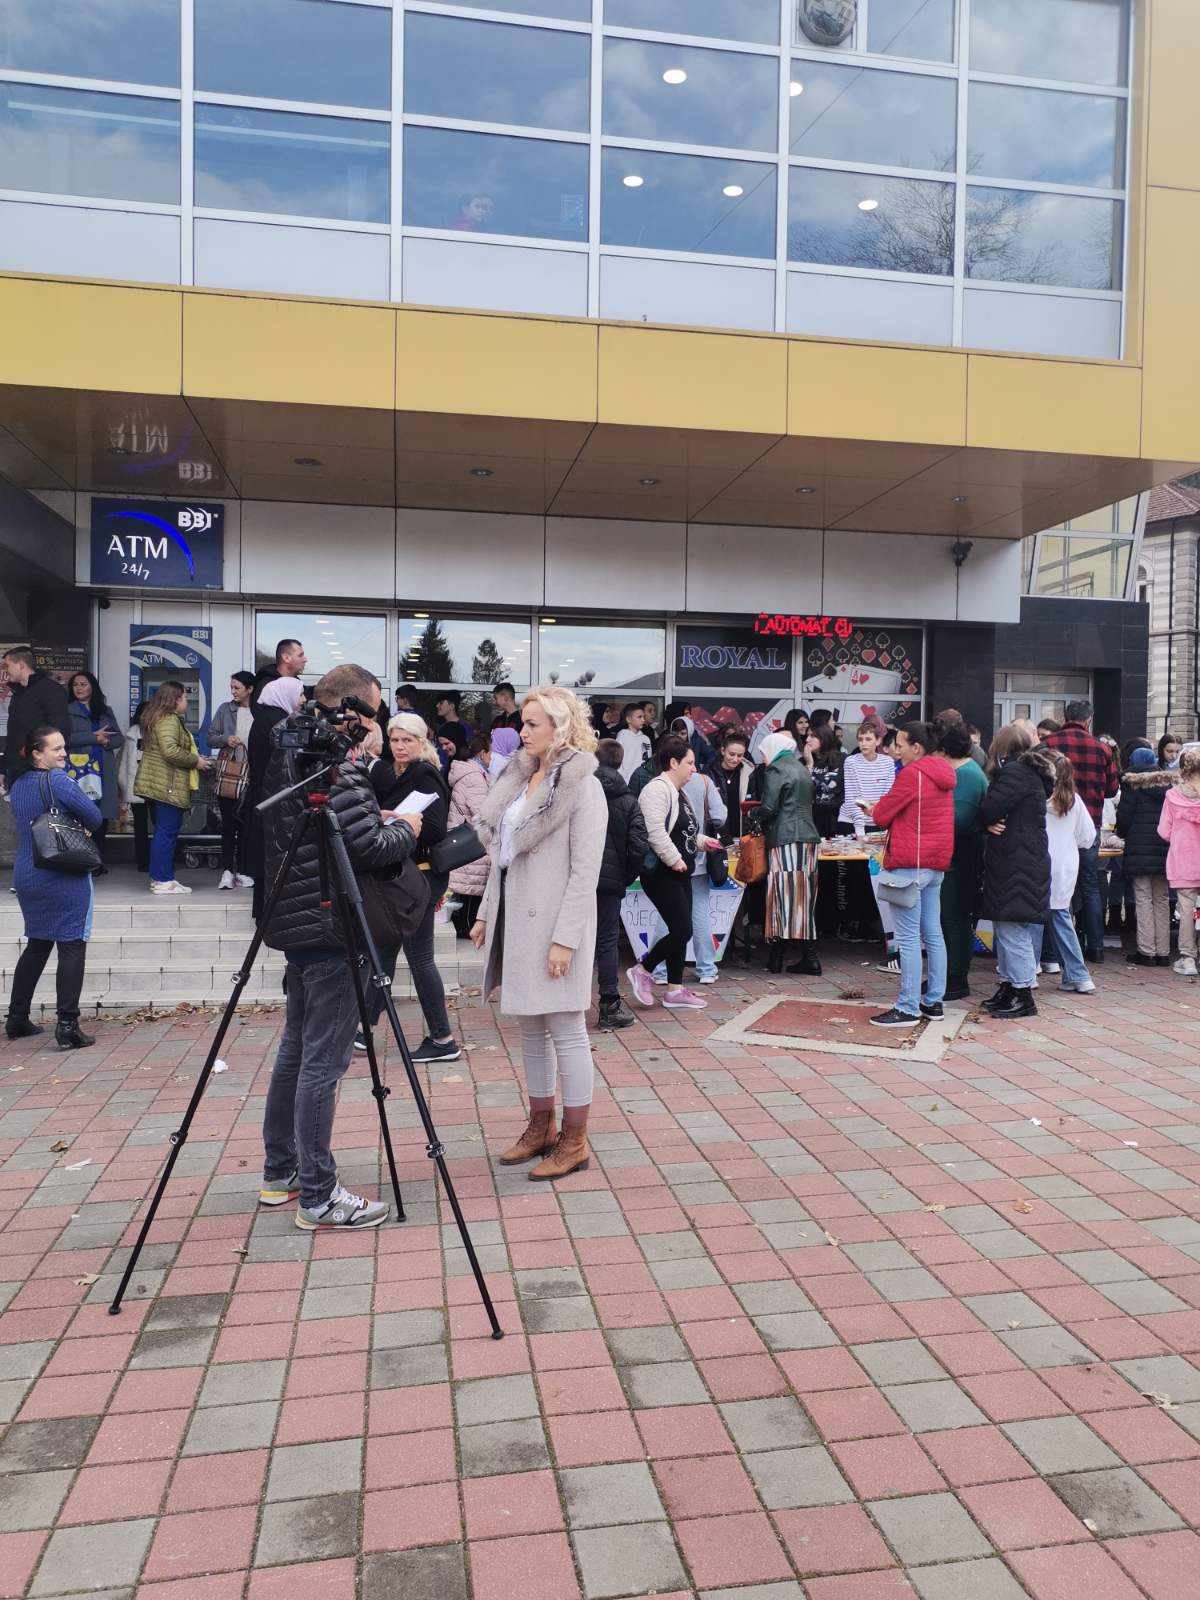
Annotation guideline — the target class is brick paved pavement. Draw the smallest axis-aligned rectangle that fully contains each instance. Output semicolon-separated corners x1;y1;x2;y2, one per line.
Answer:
0;951;1198;1599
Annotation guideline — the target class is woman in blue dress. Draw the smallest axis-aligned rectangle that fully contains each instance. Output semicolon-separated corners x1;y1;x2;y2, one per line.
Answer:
5;724;102;1049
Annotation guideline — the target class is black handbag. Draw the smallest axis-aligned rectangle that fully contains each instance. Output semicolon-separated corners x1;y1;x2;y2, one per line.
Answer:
429;822;486;876
360;858;431;945
30;774;101;876
706;846;730;888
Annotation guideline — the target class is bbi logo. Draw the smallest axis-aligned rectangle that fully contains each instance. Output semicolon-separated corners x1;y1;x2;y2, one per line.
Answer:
178;507;215;532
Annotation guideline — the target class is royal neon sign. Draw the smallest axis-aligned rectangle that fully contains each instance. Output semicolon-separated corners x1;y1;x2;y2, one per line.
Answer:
754;614;854;639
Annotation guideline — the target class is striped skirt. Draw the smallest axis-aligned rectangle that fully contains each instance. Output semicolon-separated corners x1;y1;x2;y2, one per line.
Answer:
766;841;820;942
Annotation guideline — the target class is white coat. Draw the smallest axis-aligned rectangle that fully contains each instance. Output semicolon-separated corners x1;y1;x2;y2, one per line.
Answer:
1045;795;1097;910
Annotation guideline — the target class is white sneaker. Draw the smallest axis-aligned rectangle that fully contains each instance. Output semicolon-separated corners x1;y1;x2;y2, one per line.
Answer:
150;879;192;895
1174;956;1198;977
698;973;719;984
1062;978;1096;994
1042;961;1061;975
218;870;235;891
234;873;254;888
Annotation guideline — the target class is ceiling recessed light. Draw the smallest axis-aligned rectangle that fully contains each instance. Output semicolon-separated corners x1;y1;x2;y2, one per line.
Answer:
622;173;644;188
294;456;322;466
795;485;817;495
789;80;804;96
639;476;661;487
414;612;429;619
662;67;687;84
951;495;969;505
722;184;744;198
858;198;879;212
541;618;557;625
468;466;493;478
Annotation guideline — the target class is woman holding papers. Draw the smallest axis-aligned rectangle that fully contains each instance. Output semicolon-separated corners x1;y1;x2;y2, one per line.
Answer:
364;714;459;1063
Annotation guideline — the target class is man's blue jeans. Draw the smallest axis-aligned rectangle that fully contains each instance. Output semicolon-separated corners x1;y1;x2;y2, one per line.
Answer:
1075;839;1104;954
890;869;946;1017
1032;910;1091;988
148;801;184;884
994;921;1039;989
262;955;360;1210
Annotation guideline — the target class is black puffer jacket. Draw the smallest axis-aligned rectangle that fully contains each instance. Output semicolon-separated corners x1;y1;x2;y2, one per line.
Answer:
262;722;416;953
596;763;649;894
1115;770;1173;876
979;750;1054;924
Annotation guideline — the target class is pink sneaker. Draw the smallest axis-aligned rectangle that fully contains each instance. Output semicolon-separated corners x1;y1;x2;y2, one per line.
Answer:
663;987;707;1009
627;965;655;1008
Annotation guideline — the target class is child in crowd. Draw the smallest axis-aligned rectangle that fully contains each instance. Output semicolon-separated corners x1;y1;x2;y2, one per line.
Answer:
1158;745;1200;977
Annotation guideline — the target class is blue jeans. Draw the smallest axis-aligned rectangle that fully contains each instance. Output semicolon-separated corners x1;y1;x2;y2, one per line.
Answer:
652;873;717;981
148;801;184;885
1032;910;1091;988
994;921;1039;989
890;869;946;1016
1075;839;1103;954
263;955;361;1209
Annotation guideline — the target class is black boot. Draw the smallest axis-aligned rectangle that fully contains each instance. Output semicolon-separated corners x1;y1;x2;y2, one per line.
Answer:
55;1018;94;1050
766;942;785;974
598;996;635;1031
4;1013;42;1041
982;982;1014;1014
787;941;822;977
992;987;1037;1020
943;978;971;1002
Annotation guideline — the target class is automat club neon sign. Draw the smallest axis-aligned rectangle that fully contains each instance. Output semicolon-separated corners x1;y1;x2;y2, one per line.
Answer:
753;613;855;639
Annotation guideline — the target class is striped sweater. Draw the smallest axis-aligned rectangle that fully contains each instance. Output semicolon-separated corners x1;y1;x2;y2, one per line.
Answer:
838;751;897;833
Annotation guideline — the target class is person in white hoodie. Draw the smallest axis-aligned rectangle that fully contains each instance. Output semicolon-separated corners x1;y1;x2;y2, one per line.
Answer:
1035;752;1097;994
615;703;652;782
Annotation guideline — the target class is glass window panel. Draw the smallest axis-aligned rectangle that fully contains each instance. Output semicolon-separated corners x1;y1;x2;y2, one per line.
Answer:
255;611;387;680
606;0;778;45
602;146;775;259
1065;504;1119;534
436;0;589;18
538;622;665;691
1033;536;1130;598
603;38;777;152
868;0;956;63
789;167;954;275
195;104;388;223
404;14;589;133
970;0;1129;87
1114;495;1139;535
0;82;180;203
196;0;390;110
398;616;532;685
968;83;1124;189
966;186;1122;289
403;126;587;241
789;61;956;171
0;0;180;87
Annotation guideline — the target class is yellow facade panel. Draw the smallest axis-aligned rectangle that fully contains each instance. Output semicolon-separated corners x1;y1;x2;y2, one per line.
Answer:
788;342;967;447
597;326;787;435
183;293;394;409
1141;185;1200;462
966;355;1142;459
396;311;597;422
0;277;181;395
1145;0;1200;193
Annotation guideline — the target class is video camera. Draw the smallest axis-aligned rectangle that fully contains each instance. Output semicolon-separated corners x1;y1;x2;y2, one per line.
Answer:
276;696;375;769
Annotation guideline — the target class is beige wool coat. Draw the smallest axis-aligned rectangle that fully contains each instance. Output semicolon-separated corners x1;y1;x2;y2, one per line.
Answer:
476;746;607;1016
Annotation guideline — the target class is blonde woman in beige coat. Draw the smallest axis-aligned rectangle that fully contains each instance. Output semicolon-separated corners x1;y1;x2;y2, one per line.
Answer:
471;686;607;1180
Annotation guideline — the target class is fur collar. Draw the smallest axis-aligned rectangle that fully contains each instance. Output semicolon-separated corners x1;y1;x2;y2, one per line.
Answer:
478;747;599;858
1122;768;1176;790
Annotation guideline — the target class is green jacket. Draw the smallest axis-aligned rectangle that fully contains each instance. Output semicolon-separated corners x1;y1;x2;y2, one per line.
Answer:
134;712;199;809
758;753;819;848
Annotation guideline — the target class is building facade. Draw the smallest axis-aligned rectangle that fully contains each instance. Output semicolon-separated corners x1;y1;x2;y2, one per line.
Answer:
1142;481;1200;739
1;0;1198;755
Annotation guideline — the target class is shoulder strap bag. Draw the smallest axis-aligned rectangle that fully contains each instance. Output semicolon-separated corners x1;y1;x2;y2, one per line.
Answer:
703;778;730;887
30;773;101;875
360;857;432;945
876;771;922;906
429;822;486;875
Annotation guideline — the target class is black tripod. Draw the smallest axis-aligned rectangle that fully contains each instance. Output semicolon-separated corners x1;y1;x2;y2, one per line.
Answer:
109;764;503;1338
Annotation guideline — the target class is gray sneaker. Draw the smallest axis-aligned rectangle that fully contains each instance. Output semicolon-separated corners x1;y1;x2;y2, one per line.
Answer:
296;1183;388;1231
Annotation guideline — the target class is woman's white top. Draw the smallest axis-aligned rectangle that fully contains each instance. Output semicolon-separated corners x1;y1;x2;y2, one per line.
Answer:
1046;795;1097;910
235;706;253;744
498;788;528;869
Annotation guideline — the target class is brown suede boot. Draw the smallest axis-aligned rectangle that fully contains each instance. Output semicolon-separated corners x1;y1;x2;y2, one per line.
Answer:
498;1109;557;1165
529;1127;590;1182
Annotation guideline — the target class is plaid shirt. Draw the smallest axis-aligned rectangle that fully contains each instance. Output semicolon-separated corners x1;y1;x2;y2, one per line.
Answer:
1042;722;1119;827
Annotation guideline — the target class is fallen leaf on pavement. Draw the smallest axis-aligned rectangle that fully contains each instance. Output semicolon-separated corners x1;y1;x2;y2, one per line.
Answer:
50;1140;69;1152
1012;1200;1034;1214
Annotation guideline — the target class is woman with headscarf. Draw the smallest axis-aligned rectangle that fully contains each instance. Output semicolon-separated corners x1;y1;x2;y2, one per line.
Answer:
757;730;822;976
245;676;304;921
489;725;520;781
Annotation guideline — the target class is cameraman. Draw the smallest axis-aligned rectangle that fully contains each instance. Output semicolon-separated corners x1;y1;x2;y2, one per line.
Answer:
258;663;425;1230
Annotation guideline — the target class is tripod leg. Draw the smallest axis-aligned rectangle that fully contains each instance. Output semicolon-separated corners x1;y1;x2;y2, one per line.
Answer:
109;806;318;1316
322;812;503;1339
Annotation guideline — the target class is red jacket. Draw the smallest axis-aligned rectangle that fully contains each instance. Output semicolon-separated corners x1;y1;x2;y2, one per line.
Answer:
872;755;957;871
